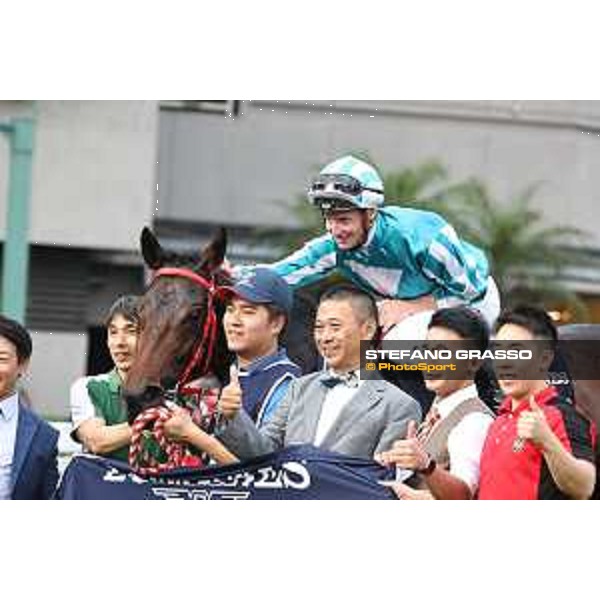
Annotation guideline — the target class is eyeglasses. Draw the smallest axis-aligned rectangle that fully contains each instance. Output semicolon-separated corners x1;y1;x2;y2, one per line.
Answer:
309;174;383;197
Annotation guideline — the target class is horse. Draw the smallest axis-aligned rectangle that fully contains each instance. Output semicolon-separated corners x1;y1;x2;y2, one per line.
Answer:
122;226;234;475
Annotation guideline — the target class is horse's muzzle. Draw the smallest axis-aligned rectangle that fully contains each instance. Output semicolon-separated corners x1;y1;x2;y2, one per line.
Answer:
123;385;166;424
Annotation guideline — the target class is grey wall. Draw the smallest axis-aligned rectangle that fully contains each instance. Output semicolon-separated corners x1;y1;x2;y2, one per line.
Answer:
25;331;88;420
157;100;600;246
1;101;157;419
4;99;600;419
1;100;159;251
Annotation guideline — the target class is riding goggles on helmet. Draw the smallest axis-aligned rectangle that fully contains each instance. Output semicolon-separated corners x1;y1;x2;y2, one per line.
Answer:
309;173;383;197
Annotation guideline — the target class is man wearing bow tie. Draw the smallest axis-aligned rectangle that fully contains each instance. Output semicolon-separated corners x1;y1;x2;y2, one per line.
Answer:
217;286;421;460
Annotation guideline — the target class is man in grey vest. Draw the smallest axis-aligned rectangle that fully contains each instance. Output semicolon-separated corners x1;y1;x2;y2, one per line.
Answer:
376;307;494;499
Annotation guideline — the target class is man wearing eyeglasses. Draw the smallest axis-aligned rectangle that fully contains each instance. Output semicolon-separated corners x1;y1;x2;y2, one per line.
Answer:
264;155;500;341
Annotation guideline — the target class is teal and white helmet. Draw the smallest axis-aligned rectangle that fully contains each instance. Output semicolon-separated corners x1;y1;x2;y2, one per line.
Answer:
308;155;385;211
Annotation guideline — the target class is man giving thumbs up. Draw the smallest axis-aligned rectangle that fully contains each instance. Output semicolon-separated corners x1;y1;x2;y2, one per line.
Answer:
375;307;495;500
222;268;301;426
478;305;596;500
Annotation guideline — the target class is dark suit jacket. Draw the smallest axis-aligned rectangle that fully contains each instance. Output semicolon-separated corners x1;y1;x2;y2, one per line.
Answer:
11;403;59;500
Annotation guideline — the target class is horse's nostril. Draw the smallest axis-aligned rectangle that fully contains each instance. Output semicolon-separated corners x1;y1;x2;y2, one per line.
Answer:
161;375;178;390
124;385;166;424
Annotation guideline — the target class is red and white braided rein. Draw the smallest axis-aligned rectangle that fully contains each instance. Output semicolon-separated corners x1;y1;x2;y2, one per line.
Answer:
129;387;220;477
129;407;184;477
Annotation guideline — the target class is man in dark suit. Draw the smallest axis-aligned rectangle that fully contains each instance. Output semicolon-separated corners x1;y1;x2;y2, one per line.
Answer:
0;316;59;500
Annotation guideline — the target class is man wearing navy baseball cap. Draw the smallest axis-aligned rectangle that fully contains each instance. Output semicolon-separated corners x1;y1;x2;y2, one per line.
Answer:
231;267;294;316
220;267;301;426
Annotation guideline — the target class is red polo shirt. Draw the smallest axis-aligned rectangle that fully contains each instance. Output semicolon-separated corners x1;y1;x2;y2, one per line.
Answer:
478;386;596;500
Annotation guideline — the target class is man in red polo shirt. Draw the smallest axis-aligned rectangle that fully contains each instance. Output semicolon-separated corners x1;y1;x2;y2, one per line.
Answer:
478;305;596;500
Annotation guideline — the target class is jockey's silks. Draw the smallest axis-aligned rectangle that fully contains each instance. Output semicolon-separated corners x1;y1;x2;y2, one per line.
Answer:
269;206;489;303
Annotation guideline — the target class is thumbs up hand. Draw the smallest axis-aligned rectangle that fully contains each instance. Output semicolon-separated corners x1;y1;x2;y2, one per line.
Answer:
516;393;552;451
374;420;431;472
219;365;243;420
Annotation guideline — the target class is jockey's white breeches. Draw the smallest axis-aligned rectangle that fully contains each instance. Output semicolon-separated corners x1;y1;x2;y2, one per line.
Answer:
383;276;501;341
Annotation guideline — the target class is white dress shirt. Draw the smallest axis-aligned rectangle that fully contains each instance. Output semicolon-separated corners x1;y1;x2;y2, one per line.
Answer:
434;384;494;493
314;370;364;446
0;393;19;500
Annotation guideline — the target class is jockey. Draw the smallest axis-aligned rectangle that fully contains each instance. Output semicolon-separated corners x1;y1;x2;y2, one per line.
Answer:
268;155;501;340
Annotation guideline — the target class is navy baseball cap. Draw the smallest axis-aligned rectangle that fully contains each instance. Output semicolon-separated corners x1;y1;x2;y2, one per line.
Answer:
231;268;293;315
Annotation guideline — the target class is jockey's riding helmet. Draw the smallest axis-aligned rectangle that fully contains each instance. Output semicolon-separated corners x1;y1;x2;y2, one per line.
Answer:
307;155;384;212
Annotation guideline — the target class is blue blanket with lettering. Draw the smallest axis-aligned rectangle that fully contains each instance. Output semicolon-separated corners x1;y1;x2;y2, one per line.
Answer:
55;445;397;500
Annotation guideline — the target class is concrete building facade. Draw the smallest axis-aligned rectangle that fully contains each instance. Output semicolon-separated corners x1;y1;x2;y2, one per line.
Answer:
1;99;599;418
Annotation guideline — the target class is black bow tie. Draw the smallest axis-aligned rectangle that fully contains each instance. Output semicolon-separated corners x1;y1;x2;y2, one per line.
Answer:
321;370;360;389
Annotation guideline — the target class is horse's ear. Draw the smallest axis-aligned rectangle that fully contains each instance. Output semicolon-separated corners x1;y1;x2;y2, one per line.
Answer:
140;227;165;269
198;227;227;273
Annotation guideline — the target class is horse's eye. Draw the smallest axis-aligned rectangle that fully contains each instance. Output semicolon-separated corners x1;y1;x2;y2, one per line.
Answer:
191;304;204;317
184;307;202;325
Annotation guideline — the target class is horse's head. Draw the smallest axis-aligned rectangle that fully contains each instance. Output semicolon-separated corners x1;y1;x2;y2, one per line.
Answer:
123;226;232;421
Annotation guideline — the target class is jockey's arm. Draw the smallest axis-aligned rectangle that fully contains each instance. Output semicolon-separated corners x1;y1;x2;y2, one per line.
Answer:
75;418;132;456
249;234;337;289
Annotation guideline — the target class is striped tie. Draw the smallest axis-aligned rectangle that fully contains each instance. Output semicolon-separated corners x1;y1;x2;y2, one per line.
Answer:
417;405;441;442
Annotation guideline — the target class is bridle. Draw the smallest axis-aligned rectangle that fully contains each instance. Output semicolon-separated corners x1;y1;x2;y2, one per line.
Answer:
128;265;229;477
152;266;228;398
